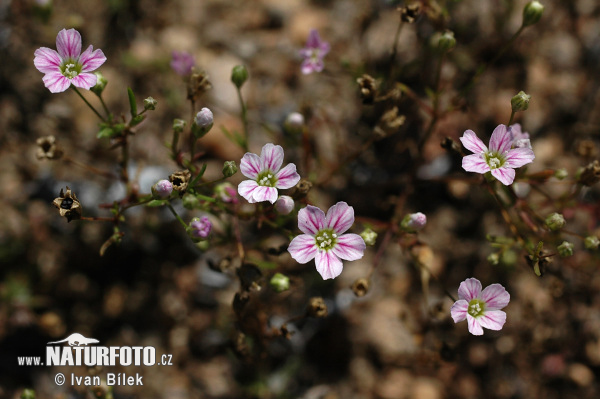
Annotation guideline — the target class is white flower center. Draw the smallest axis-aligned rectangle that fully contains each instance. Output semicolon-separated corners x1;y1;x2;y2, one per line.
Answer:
484;152;506;170
256;171;277;187
315;230;337;251
467;299;486;317
61;61;81;79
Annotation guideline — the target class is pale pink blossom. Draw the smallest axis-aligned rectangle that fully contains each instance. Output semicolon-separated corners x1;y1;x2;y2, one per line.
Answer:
170;51;195;76
299;29;330;75
508;123;531;149
450;278;510;336
238;143;300;204
460;124;535;185
34;29;106;93
288;202;366;280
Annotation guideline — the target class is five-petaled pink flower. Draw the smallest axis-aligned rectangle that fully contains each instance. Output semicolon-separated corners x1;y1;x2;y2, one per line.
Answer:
238;143;301;204
299;29;330;75
34;28;106;93
450;278;510;336
288;202;366;280
461;124;535;185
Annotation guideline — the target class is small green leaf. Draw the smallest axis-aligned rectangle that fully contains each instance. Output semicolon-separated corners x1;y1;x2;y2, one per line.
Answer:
190;164;208;186
130;114;145;126
127;87;137;118
146;200;167;207
97;127;115;139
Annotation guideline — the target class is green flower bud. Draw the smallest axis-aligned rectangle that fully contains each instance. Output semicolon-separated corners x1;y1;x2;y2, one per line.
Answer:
222;161;238;177
231;65;249;88
523;1;544;27
90;72;108;96
360;228;378;246
511;91;531;112
270;273;290;293
182;193;200;210
557;241;574;257
21;389;36;399
554;168;568;180
173;118;186;134
143;97;158;111
545;212;565;231
438;30;456;53
487;253;500;265
584;236;600;250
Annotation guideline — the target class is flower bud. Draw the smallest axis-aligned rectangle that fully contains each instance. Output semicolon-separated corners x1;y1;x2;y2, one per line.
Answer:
401;212;427;232
360;228;378;246
143;97;157;111
487;253;500;265
188;216;212;241
274;196;294;215
172;119;186;134
182;193;200;210
151;179;173;199
438;30;456;53
307;297;327;318
215;182;238;203
52;187;82;222
192;107;213;138
511;91;531;112
557;241;574;257
554;168;568;180
523;1;544;27
231;65;249;89
585;236;600;250
351;278;370;297
284;112;305;135
270;273;290;293
545;212;565;231
222;161;238;177
90;71;107;96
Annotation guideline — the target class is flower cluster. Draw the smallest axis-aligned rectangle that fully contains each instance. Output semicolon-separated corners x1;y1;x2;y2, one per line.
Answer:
299;29;330;75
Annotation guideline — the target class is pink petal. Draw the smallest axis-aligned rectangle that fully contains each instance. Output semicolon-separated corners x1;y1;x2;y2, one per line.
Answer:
462;154;489;174
79;45;106;72
491;167;516;185
467;314;484;335
458;278;482;301
481;284;510;310
450;299;468;323
301;60;319;75
319;41;331;55
478;310;506;331
460;130;487;154
489;124;511;154
252;186;278;204
33;47;61;73
298;205;325;235
288;234;317;263
325;201;355;234
315;250;343;280
275;163;300;189
42;72;71;93
71;73;97;90
505;147;535;169
240;153;262;179
332;233;365;261
260;143;284;173
238;180;259;203
306;29;322;48
56;28;82;60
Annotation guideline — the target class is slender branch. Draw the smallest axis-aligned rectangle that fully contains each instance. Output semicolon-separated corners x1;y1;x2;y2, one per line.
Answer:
72;87;105;121
63;155;116;179
167;204;188;229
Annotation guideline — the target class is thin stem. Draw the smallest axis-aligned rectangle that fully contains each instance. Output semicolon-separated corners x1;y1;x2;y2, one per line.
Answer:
418;52;446;152
232;202;245;261
80;216;115;222
120;134;129;184
167;204;188;229
95;93;111;119
236;86;249;152
508;110;516;126
120;197;153;212
63;155;116;179
72;87;105;121
388;18;404;81
485;179;527;246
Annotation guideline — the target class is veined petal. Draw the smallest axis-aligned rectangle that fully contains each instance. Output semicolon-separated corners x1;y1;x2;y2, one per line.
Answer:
238;180;259;203
478;310;506;331
467;314;484;335
56;28;82;59
505;147;535;169
252;186;278;204
298;205;325;235
458;278;482;301
275;163;300;189
288;234;317;264
332;233;365;261
489;124;511;154
240;153;262;179
325;201;355;234
71;73;97;90
481;284;510;310
42;72;71;93
34;47;61;73
315;250;343;280
306;29;322;49
260;143;284;173
460;130;487;154
462;154;489;174
79;45;106;72
491;167;516;186
450;299;469;323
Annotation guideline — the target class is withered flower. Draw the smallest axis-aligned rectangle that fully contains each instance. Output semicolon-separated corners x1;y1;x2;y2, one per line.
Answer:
52;186;82;222
399;3;421;24
36;135;63;160
289;178;313;200
374;106;405;138
307;297;328;318
578;160;600;186
352;278;370;297
357;74;378;105
169;169;192;192
187;69;212;102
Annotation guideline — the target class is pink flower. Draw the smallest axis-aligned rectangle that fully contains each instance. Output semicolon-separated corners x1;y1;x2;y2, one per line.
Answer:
238;143;301;204
507;123;532;149
288;202;366;280
299;29;330;75
170;51;195;76
460;124;535;185
34;29;106;93
450;278;510;336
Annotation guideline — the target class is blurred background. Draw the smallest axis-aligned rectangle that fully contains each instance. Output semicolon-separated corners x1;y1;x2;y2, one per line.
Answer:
1;0;600;398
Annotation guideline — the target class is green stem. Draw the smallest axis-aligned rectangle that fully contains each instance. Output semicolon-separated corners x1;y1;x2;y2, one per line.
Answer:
95;93;111;119
72;87;105;121
508;110;516;126
236;86;249;151
167;204;188;228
